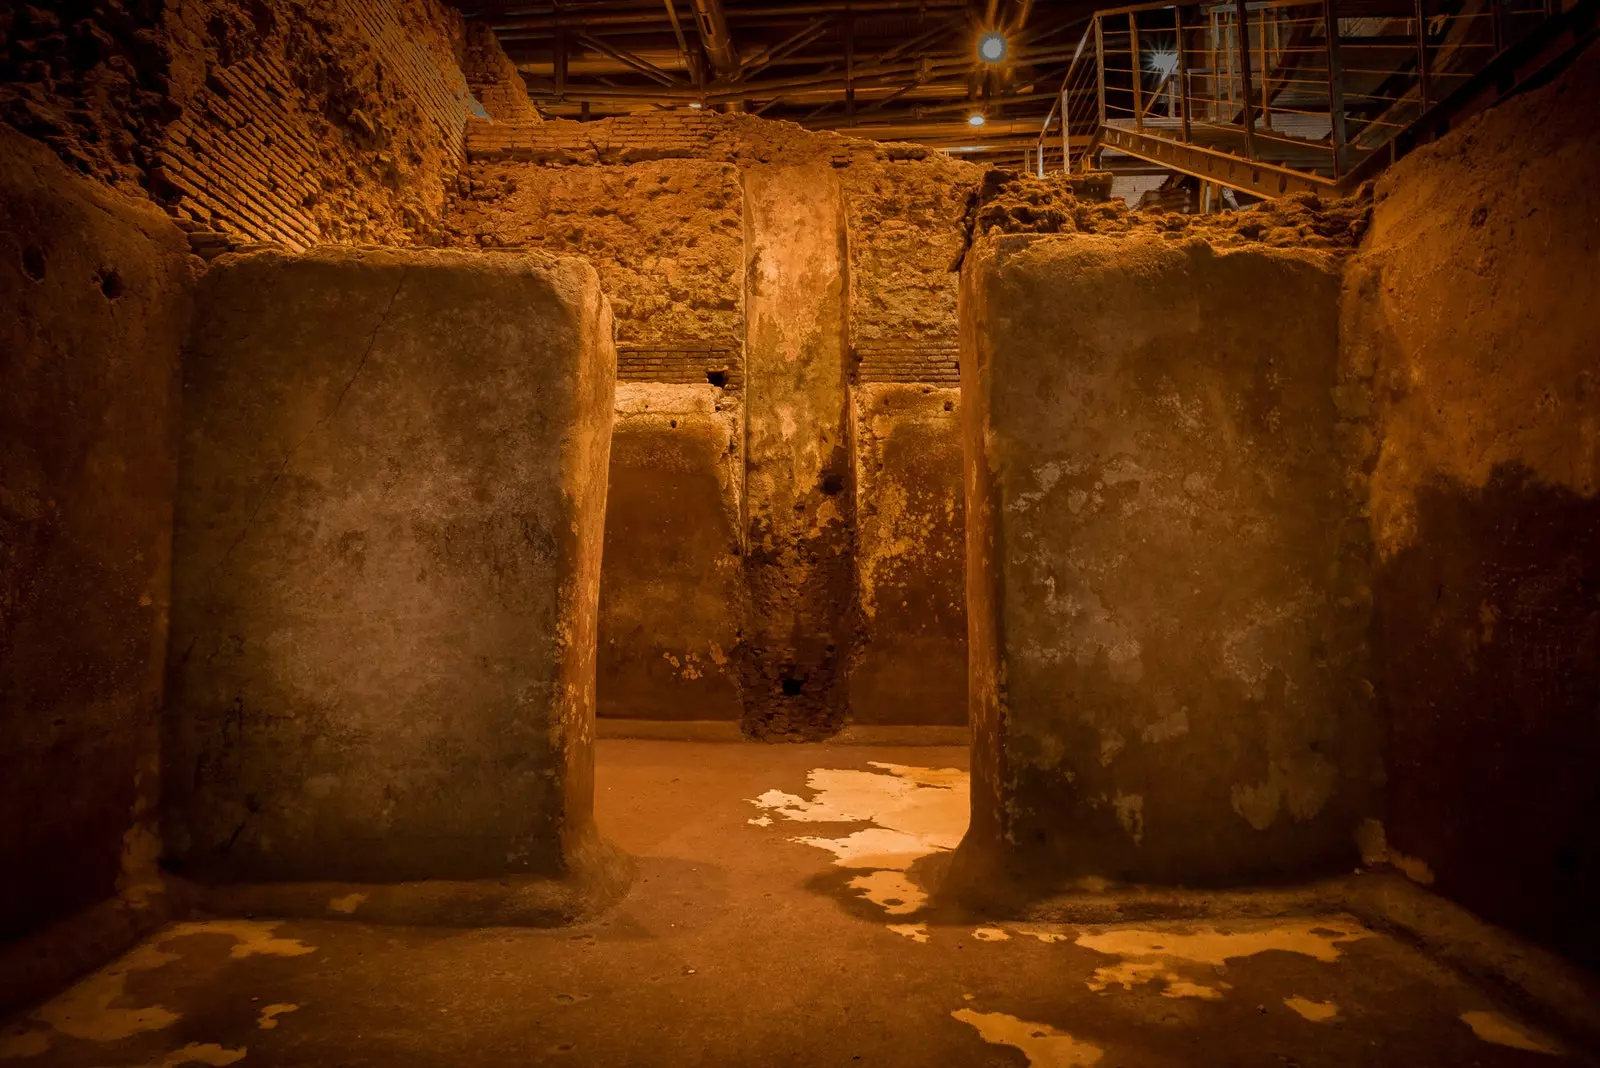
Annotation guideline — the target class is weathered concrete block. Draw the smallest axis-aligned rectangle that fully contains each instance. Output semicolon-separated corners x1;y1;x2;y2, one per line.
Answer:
164;248;615;886
599;384;744;720
740;164;855;737
957;234;1374;887
0;127;192;945
850;384;966;726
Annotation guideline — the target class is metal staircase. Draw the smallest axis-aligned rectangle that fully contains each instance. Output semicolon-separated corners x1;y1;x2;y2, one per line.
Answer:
1031;0;1598;200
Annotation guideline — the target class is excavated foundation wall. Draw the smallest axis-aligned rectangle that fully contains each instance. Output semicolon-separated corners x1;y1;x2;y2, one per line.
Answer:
164;248;614;883
452;158;749;720
1;0;530;249
0;128;192;952
1346;43;1600;969
957;231;1376;886
843;159;972;727
453;114;981;733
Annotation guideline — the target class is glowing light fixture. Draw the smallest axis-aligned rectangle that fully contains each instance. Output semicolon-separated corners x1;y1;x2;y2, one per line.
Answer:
689;102;704;109
978;32;1008;63
968;113;986;127
1146;49;1179;76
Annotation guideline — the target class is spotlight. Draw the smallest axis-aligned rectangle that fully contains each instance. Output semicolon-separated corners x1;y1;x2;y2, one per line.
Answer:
968;113;986;127
689;102;703;109
978;32;1008;63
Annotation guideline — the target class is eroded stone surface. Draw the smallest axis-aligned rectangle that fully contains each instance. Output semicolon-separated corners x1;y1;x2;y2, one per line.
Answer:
0;126;192;944
958;232;1375;885
164;246;614;882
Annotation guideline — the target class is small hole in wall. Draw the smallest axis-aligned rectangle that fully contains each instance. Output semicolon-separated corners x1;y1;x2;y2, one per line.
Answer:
21;246;47;281
943;400;954;412
780;674;805;697
669;419;678;429
706;369;728;388
820;472;846;496
98;268;125;299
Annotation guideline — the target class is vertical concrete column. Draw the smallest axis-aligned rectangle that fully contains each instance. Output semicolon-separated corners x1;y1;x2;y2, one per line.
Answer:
740;164;855;737
954;234;1375;890
164;248;615;889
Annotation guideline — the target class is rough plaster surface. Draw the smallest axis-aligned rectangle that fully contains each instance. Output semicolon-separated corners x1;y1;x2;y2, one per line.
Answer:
448;160;745;349
163;247;614;883
1345;42;1600;969
0;126;192;941
851;385;966;726
842;157;979;346
599;385;744;721
957;233;1375;886
739;163;856;737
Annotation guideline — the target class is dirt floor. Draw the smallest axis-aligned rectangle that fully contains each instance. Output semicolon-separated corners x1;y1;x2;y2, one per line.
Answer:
0;740;1585;1066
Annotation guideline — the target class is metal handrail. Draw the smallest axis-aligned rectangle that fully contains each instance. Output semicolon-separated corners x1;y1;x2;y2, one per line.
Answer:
1027;0;1585;201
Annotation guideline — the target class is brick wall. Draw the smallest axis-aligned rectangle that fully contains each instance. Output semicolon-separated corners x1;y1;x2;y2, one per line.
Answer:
155;0;473;249
3;0;485;249
618;346;745;391
462;21;540;123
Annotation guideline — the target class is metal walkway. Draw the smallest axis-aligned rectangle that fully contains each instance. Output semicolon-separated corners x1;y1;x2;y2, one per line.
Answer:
1031;0;1598;200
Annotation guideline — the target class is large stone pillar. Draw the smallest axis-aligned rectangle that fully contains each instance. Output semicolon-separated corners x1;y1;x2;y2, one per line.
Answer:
739;165;855;737
164;248;615;898
955;234;1374;888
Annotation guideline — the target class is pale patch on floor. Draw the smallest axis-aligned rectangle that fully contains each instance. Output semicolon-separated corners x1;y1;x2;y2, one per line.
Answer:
257;1003;299;1030
1086;959;1223;1000
1077;920;1368;1001
32;940;183;1042
327;892;367;914
887;923;930;943
162;920;318;960
1077;919;1371;966
1461;1011;1563;1055
136;1042;247;1067
1006;923;1075;944
0;1029;51;1060
951;1008;1104;1067
972;927;1010;942
1285;996;1339;1022
747;762;968;917
746;815;772;827
847;870;927;914
13;921;316;1051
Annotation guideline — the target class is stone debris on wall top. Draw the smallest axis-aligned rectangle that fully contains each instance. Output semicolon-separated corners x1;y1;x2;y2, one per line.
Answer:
966;169;1373;253
465;109;957;169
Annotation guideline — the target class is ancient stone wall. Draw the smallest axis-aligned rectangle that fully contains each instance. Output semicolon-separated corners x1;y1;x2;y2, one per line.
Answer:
451;114;983;734
851;385;966;726
450;160;744;348
740;163;855;737
599;386;744;721
2;0;487;248
164;247;614;883
1345;42;1600;969
839;157;975;725
956;232;1376;888
0;127;193;943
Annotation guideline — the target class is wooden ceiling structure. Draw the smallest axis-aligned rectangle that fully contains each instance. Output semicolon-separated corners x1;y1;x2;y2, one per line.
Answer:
448;0;1104;164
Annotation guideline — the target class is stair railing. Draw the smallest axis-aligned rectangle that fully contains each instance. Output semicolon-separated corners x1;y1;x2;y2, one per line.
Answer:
1033;0;1579;195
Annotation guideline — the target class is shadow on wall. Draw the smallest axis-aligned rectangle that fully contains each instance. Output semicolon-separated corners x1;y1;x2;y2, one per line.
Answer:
1377;467;1600;966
